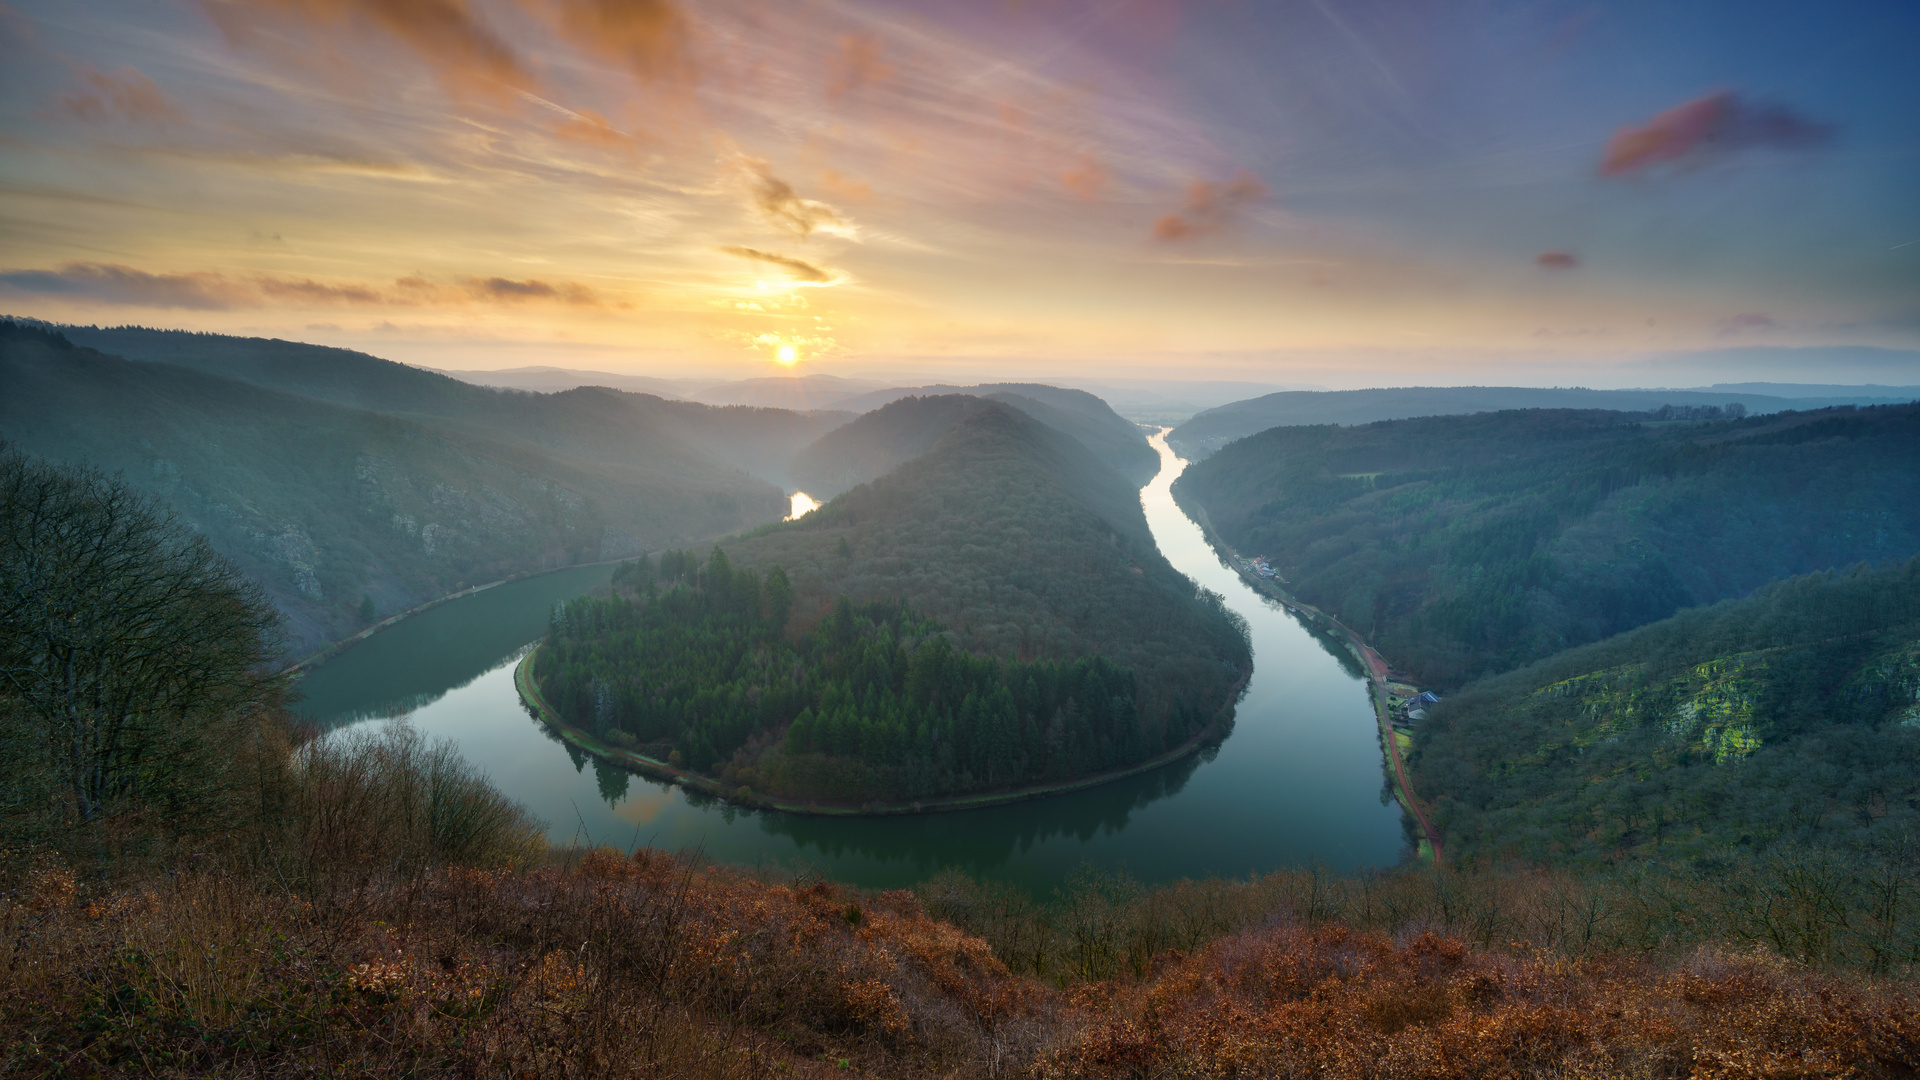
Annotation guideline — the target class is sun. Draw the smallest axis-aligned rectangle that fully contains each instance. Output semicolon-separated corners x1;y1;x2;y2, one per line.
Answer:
775;344;798;365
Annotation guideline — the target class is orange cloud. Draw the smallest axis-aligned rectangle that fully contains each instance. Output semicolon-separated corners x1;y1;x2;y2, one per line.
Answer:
210;0;535;103
718;246;836;284
1061;155;1107;200
827;32;892;101
1600;91;1834;176
1152;169;1267;241
1535;250;1578;270
544;0;692;85
0;262;602;308
554;107;638;149
61;64;183;126
819;169;874;203
732;155;855;239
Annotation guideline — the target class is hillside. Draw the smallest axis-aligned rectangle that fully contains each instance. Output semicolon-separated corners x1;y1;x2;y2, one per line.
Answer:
55;325;850;488
1169;384;1920;457
0;322;789;650
1414;560;1920;864
718;402;1250;792
795;386;1155;493
1172;404;1920;687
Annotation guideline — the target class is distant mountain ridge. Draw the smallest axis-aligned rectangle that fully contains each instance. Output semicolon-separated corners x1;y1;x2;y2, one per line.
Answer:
0;322;826;651
1169;384;1920;458
56;325;850;489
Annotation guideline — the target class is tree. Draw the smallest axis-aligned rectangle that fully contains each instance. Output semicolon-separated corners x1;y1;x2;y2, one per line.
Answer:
0;448;286;835
359;594;377;623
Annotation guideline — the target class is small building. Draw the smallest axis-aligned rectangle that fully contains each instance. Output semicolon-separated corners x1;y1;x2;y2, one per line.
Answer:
1406;708;1429;723
1413;691;1441;706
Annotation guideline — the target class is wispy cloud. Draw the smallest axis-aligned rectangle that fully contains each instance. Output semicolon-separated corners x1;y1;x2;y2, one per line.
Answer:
1152;169;1268;241
61;63;182;126
1600;91;1835;176
827;31;892;101
206;0;537;103
1536;251;1578;270
0;262;605;308
718;246;839;284
731;154;857;240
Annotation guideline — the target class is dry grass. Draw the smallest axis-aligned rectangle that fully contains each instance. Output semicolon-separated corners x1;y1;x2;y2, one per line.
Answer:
5;852;1919;1078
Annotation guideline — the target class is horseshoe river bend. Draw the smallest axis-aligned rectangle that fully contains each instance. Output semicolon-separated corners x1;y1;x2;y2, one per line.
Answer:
292;432;1407;893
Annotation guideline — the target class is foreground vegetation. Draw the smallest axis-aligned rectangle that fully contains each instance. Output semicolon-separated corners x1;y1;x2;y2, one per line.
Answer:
9;838;1920;1078
536;550;1218;804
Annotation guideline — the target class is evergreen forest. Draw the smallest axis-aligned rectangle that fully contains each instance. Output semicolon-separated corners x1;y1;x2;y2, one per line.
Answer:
534;549;1212;803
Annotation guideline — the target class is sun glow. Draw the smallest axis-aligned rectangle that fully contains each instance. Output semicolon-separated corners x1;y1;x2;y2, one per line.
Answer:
786;491;820;519
776;344;798;365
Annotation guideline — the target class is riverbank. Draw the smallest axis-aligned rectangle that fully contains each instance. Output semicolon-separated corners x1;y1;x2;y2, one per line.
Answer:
283;558;635;675
1178;503;1443;863
514;643;1248;817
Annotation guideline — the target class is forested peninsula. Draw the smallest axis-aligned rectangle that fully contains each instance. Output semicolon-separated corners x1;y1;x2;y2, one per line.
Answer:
528;397;1251;808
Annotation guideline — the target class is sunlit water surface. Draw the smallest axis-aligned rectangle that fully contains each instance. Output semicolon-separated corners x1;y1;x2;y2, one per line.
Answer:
295;434;1407;892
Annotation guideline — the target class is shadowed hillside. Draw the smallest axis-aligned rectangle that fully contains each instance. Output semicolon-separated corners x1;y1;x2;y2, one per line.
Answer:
1170;384;1920;457
1174;404;1920;687
1416;559;1920;865
1;322;791;650
55;325;850;488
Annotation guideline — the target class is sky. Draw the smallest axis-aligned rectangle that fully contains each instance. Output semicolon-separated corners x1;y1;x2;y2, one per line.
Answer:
1;0;1916;386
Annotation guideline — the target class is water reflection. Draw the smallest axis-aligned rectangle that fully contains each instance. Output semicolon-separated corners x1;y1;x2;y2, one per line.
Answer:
298;434;1407;892
294;564;617;727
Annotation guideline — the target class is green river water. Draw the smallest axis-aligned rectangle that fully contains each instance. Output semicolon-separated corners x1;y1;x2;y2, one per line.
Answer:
292;433;1408;893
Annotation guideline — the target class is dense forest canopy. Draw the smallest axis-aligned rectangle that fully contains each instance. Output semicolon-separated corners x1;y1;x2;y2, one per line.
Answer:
1173;403;1920;688
1414;559;1920;865
728;402;1250;739
536;549;1209;802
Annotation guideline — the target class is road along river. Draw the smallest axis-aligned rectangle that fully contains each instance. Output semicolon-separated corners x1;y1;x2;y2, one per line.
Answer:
293;432;1408;893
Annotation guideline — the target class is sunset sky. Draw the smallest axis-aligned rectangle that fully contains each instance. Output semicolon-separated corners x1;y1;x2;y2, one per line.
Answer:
2;0;1915;385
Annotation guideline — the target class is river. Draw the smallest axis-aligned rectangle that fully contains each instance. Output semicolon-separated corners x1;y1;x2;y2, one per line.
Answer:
293;431;1408;893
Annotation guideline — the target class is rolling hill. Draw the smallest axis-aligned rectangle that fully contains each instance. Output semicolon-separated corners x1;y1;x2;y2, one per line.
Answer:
1415;559;1920;864
55;325;850;488
1172;404;1920;688
1;322;797;651
1169;385;1920;458
796;386;1156;492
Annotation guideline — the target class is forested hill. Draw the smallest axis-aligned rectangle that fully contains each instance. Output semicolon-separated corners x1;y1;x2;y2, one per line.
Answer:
1173;404;1920;688
1169;384;1920;458
0;321;791;650
54;324;849;488
728;400;1251;748
1415;560;1920;864
829;382;1156;486
790;392;1152;499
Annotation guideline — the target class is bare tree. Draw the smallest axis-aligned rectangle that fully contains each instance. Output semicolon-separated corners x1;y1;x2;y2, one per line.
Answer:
0;448;286;835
